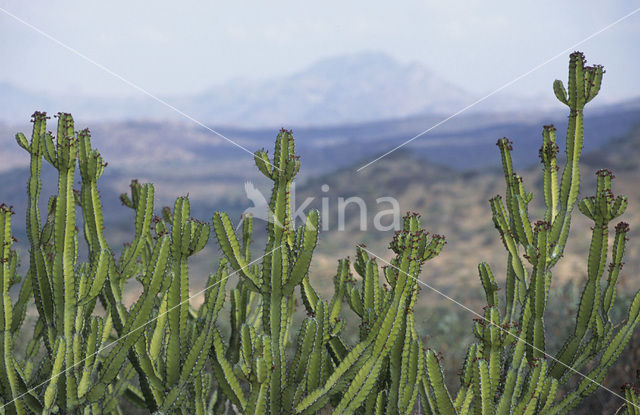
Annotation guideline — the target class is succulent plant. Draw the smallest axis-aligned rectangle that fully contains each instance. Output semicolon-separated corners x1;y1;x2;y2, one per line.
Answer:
0;52;638;414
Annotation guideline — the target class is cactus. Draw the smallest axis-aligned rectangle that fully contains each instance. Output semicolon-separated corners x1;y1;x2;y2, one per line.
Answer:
1;202;31;415
211;130;446;415
1;112;222;413
417;52;640;414
314;216;446;415
622;370;640;415
108;190;227;413
211;129;328;413
1;51;638;414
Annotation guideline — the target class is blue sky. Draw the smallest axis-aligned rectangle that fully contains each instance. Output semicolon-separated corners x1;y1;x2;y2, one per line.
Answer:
1;1;639;102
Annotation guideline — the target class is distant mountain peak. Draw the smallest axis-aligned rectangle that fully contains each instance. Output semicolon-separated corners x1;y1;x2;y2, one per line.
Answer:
1;51;555;127
300;51;401;73
183;51;472;127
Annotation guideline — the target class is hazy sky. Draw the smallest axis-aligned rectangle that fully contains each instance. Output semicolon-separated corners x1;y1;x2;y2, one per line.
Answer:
1;1;639;102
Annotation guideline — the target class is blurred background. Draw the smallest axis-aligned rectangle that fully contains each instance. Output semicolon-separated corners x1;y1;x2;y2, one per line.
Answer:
1;1;640;412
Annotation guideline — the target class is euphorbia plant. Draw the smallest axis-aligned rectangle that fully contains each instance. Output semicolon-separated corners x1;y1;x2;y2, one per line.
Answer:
0;52;638;415
414;52;640;414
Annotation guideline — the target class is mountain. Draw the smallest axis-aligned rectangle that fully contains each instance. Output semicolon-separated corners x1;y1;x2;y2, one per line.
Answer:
0;52;549;127
177;52;475;127
296;121;640;288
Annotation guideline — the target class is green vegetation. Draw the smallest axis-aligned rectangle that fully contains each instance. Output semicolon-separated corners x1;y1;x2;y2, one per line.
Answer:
1;52;639;414
431;51;640;414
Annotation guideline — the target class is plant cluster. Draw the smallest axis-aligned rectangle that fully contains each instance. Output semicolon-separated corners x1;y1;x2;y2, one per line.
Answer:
0;52;638;414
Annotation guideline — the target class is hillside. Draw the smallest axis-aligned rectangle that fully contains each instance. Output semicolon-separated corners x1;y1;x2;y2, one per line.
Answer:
2;96;638;188
300;123;640;297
